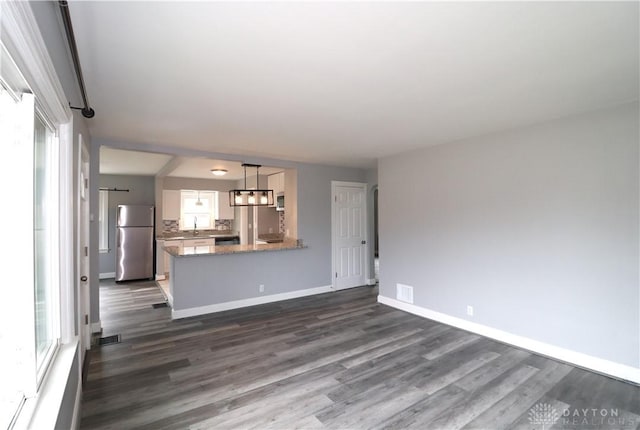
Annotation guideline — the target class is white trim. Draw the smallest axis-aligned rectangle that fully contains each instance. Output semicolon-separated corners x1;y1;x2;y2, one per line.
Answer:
99;272;115;280
90;321;102;334
172;285;333;319
166;291;174;308
331;181;369;291
14;341;79;430
378;295;640;384
155;274;166;281
59;120;75;344
0;1;71;125
366;278;377;286
69;377;82;430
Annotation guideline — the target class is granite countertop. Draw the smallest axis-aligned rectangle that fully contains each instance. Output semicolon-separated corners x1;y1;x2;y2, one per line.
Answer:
164;239;305;257
158;231;238;240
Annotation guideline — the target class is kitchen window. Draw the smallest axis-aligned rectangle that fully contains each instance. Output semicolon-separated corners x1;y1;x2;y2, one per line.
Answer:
180;190;216;230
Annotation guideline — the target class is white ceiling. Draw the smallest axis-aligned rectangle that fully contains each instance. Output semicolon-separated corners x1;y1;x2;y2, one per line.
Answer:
100;147;172;175
100;147;284;179
71;2;639;168
167;158;283;180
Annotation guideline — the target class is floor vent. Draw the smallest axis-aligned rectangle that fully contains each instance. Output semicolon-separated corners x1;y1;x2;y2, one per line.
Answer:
97;334;121;346
396;284;414;304
152;302;169;309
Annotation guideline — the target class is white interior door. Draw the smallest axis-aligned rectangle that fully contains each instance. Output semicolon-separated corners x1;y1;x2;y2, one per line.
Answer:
332;182;367;290
78;138;91;351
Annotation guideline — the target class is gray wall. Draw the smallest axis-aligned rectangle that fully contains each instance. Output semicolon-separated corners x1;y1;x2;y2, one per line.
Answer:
99;174;156;275
296;163;367;284
378;101;639;368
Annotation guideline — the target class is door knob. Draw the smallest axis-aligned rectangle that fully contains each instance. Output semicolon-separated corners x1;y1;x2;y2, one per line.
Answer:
361;240;366;245
80;276;88;282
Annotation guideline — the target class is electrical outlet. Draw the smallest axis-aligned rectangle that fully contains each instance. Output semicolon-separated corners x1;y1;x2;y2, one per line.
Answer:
269;227;273;233
467;305;474;317
259;284;265;293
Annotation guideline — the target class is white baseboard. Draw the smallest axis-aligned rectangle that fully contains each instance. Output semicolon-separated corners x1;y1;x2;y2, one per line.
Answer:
99;272;115;279
155;273;166;280
70;377;82;430
378;295;640;385
172;285;333;319
90;321;102;334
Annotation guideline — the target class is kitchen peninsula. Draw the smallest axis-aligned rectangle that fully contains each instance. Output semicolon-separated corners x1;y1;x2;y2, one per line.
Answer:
164;239;319;319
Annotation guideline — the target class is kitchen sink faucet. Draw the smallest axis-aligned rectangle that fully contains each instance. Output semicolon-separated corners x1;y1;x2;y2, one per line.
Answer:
193;216;198;235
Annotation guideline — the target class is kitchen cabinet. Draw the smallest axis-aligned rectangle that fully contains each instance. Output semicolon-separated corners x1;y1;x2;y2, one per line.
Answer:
162;190;181;220
183;238;215;247
267;172;285;207
215;192;235;220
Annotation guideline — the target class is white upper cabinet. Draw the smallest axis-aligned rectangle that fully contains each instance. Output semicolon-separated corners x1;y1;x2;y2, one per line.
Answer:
162;190;181;220
216;192;235;220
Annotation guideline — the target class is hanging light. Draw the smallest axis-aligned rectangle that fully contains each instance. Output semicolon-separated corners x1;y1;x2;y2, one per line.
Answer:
196;190;203;206
229;163;275;207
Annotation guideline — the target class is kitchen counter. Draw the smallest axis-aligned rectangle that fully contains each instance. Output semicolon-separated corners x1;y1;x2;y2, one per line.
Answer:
164;239;304;257
158;231;238;240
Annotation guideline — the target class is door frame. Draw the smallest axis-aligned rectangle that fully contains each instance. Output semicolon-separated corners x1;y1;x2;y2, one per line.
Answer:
77;136;91;352
331;181;369;291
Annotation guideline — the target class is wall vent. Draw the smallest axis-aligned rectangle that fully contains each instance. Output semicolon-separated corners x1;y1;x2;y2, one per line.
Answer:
396;283;414;304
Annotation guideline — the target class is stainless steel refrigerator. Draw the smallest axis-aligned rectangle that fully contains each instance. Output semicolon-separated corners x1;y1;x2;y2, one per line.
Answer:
115;205;154;282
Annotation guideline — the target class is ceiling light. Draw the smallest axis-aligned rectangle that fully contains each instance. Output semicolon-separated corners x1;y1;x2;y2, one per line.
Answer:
229;164;274;207
211;169;228;176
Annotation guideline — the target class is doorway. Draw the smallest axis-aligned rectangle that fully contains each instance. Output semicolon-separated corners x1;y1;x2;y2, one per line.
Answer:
332;181;368;290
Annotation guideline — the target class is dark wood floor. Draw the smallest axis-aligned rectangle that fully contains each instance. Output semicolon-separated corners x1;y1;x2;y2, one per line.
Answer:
81;280;640;430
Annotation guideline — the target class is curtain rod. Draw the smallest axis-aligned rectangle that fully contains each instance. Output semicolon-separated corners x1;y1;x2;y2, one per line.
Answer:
100;188;129;192
58;1;95;119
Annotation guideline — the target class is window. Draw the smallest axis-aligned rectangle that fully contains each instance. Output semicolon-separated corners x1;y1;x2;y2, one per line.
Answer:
33;112;60;377
180;190;217;230
98;190;109;252
0;29;67;427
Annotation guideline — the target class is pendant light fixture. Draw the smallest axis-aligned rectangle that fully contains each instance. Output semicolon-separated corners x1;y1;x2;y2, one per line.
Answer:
229;163;275;207
195;190;203;206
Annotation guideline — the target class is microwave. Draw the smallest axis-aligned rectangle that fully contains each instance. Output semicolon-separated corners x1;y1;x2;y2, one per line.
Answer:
276;193;284;211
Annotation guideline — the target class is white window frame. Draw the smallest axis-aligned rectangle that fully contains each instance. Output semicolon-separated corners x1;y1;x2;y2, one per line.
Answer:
98;190;109;252
179;190;217;230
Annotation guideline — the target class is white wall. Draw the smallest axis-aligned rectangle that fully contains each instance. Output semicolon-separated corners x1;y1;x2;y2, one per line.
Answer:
379;102;639;371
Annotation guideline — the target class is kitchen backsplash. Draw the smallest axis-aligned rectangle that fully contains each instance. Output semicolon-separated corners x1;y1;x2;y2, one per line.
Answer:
279;211;285;234
161;219;232;234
